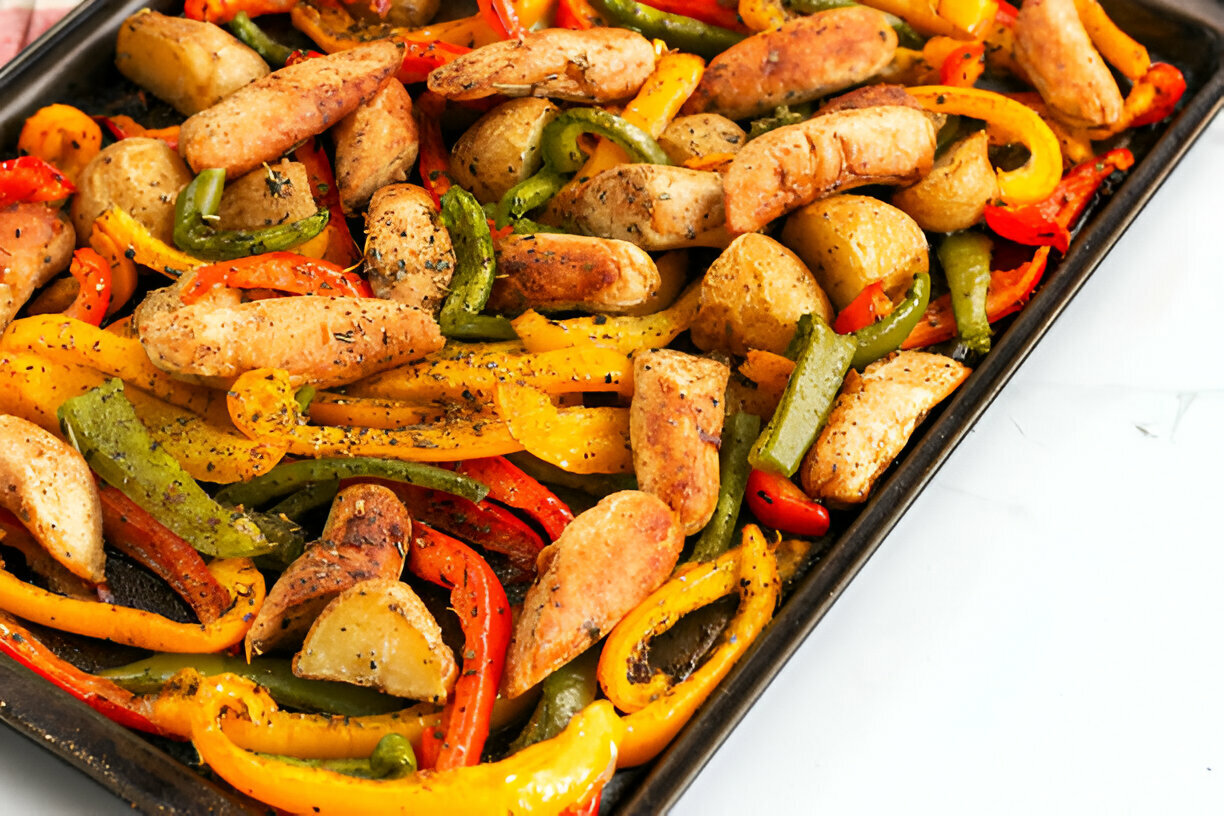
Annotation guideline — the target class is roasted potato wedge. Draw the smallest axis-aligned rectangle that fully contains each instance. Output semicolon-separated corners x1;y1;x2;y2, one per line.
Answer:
70;138;192;245
892;131;999;233
449;98;560;205
658;113;747;165
0;204;75;329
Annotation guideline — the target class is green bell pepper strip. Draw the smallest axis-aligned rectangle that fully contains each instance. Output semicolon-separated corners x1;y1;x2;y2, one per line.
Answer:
227;12;294;68
246;510;308;571
258;734;416;779
438;186;517;341
57;379;273;558
268;479;340;522
849;271;931;370
173;168;329;261
785;0;924;48
492;168;569;229
504;452;638;496
690;411;762;563
750;316;856;477
214;456;489;509
748;104;812;141
99;653;407;716
508;647;599;754
590;0;745;58
937;232;993;355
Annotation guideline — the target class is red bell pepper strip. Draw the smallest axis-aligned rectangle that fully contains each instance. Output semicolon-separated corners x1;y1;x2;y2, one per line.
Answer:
0;612;170;736
407;525;511;771
285;48;326;65
940;41;986;87
397;40;471;84
453;456;574;541
563;789;603;816
183;0;295;23
0;155;75;207
478;0;527;39
415;91;453;210
93;115;180;151
832;281;893;335
557;0;602;28
292;138;361;268
902;245;1051;349
61;248;113;327
984;148;1133;254
995;0;1018;26
179;252;372;305
1128;62;1186;127
641;0;745;31
97;485;231;625
745;469;831;537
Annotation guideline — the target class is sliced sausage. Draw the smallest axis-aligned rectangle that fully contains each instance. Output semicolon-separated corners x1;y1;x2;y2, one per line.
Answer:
364;184;455;314
0;204;75;329
334;79;420;215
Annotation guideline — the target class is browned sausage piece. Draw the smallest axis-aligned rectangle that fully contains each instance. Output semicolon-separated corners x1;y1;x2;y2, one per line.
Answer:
179;41;402;178
503;490;684;697
722;105;936;234
682;7;897;121
489;233;661;315
0;203;75;329
1013;0;1123;128
246;484;411;656
364;184;455;314
800;351;970;507
630;350;730;535
427;28;655;103
334;79;420;215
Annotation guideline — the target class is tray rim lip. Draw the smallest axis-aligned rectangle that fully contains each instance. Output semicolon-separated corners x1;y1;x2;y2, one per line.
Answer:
1;0;1223;812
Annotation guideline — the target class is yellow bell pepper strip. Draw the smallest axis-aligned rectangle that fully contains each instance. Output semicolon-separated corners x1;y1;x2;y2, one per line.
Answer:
61;248;112;326
88;226;140;317
907;85;1063;205
738;0;788;31
603;525;780;766
306;392;450;429
184;672;620;816
1073;0;1149;82
95;205;208;279
494;382;634;475
0;558;263;652
229;368;524;461
290;1;499;52
16;104;101;185
935;0;997;36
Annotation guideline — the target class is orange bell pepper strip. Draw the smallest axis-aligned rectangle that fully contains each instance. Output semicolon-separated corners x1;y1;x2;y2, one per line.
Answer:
94;205;208;278
88;226;140;316
1073;0;1149;82
477;0;526;39
902;246;1051;349
293;138;361;267
601;525;780;766
737;0;787;32
61;248;112;326
185;0;294;23
940;40;986;86
94;114;180;151
557;0;604;28
179;252;372;304
397;40;471;83
415;91;452;210
493;382;633;475
305;392;449;429
17;104;101;184
0;557;263;652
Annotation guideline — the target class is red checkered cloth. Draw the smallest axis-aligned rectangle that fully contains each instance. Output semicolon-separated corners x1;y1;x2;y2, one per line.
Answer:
0;0;80;65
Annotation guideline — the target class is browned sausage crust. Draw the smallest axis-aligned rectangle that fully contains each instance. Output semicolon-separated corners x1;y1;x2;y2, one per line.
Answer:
364;184;455;314
334;79;420;215
179;41;402;178
630;349;730;535
0;203;75;328
722;105;936;234
427;28;655;103
503;491;684;697
682;7;898;121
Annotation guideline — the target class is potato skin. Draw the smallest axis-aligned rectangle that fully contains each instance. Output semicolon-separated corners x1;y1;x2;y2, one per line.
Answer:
449;98;559;205
780;194;928;310
213;159;317;231
630;350;729;535
115;10;269;116
682;7;897;121
691;233;833;356
503;490;684;698
489;233;661;315
179;41;402;178
571;164;733;251
70;138;192;245
334;80;420;215
892;131;999;233
658;113;747;165
364;184;456;314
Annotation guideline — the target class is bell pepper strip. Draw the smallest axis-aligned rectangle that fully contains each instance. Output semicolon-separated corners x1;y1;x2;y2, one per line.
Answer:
746;103;811;140
95;205;208;279
736;350;793;417
477;0;526;39
849;271;931;369
216;456;488;509
604;525;780;766
92;115;181;150
58;379;274;557
98;485;230;624
749;316;856;477
228;367;525;460
940;40;985;86
691;411;762;563
907;85;1063;205
290;139;361;268
179;252;371;304
60;248;112;326
87;226;140;316
306;392;450;429
0;612;169;736
558;0;604;27
939;231;993;353
0;512;95;600
744;469;830;537
184;0;295;23
509;647;600;753
1086;63;1186;138
738;0;788;31
256;733;416;779
936;0;997;35
415;91;453;209
833;280;893;334
397;40;471;83
642;0;745;30
100;653;408;717
0;155;76;207
994;0;1017;23
437;186;517;341
903;245;1051;349
227;11;295;67
267;479;338;522
511;280;701;354
1073;0;1148;81
407;525;512;771
494;382;634;475
505;452;639;496
174;168;329;261
591;0;745;58
453;456;574;541
0;557;263;652
16;104;101;184
984;148;1134;254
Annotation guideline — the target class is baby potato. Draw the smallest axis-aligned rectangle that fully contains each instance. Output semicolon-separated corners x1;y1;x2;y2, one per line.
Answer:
658;113;747;165
780;194;928;311
892;131;1000;233
214;160;318;230
115;10;269;116
449;98;559;204
70;138;192;245
691;233;833;356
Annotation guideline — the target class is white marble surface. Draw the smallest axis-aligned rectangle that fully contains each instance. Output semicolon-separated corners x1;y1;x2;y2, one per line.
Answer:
1;115;1221;815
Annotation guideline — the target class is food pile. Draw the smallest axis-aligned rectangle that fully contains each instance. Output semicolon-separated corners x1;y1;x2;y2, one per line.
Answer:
0;0;1184;811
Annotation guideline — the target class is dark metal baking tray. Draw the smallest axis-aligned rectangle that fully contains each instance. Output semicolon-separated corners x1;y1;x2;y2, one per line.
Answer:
2;0;1222;811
